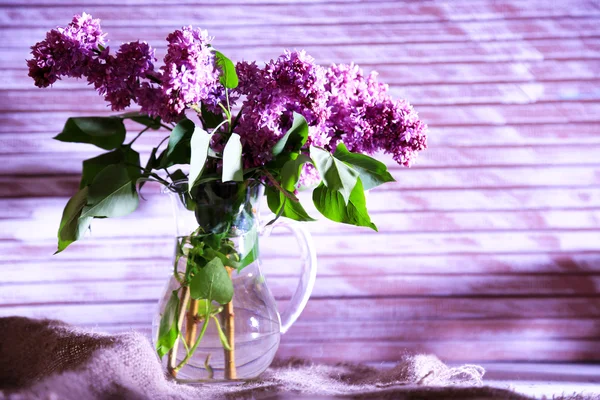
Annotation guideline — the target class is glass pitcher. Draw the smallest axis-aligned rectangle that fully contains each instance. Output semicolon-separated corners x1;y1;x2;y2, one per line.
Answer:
152;179;317;382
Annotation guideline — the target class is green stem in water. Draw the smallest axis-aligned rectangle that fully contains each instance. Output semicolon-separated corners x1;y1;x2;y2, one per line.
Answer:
174;314;210;372
211;315;231;351
179;330;190;354
204;354;214;379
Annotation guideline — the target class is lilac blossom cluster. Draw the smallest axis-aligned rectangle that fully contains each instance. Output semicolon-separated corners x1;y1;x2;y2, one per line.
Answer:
27;13;106;88
233;57;427;185
87;41;156;110
324;63;427;166
161;27;224;115
27;15;220;123
234;50;331;168
28;13;427;173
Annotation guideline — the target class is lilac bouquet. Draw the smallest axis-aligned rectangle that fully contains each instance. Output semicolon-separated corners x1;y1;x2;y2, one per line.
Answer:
28;13;427;378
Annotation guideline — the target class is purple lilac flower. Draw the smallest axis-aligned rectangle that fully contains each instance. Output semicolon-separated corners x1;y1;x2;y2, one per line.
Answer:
234;50;330;167
27;13;106;87
162;26;225;117
298;163;321;188
87;41;156;111
235;61;264;98
324;63;427;166
369;99;428;166
324;63;385;153
135;80;182;123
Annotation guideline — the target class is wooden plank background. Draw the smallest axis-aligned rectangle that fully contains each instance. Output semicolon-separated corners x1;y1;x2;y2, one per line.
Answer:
1;0;599;363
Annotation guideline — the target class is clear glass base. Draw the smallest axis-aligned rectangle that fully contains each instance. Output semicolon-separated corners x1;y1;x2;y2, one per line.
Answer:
152;260;281;381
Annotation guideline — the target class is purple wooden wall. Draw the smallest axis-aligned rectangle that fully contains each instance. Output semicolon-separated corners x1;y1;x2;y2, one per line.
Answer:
1;0;600;363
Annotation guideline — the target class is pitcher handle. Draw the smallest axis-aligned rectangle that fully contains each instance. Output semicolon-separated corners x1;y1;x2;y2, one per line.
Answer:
264;220;317;334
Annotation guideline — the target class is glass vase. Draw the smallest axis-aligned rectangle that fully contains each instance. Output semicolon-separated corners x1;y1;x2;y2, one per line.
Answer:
152;180;316;382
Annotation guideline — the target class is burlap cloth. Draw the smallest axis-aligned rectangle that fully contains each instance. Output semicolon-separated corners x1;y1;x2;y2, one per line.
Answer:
0;316;550;399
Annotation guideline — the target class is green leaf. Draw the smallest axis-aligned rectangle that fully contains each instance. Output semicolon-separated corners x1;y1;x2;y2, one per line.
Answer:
54;117;126;150
119;111;161;130
236;240;258;272
214;51;238;89
138;147;159;191
160;118;195;168
80;147;140;189
156;290;180;359
239;225;257;260
333;143;395;190
272;113;309;156
280;153;313;192
188;126;212;192
201;103;225;129
81;164;139;219
170;169;187;183
203;234;221;251
266;185;315;222
145;147;159;173
203;241;257;273
55;187;92;254
310;146;359;204
312;178;377;231
222;133;243;182
190;257;233;304
195;299;221;317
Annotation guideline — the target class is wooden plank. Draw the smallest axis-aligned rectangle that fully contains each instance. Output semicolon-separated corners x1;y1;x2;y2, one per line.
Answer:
419;102;600;126
518;81;600;104
385;166;600;190
2;103;599;132
4;297;600;325
402;81;600;105
2;124;599;152
1;0;377;4
97;318;600;341
2;146;600;178
2;274;600;305
4;38;600;69
1;2;597;28
4;253;600;283
2;186;600;232
286;318;600;341
3;207;600;243
4;81;600;112
275;339;600;362
2;185;599;214
1;229;599;260
527;60;600;82
4;18;600;49
1;165;600;198
430;124;600;146
4;60;600;89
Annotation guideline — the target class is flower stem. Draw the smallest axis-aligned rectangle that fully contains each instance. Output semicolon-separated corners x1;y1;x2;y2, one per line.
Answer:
189;103;202;115
127;126;150;146
167;285;190;378
185;299;199;347
146;73;162;85
175;314;210;372
223;267;237;379
159;123;173;131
